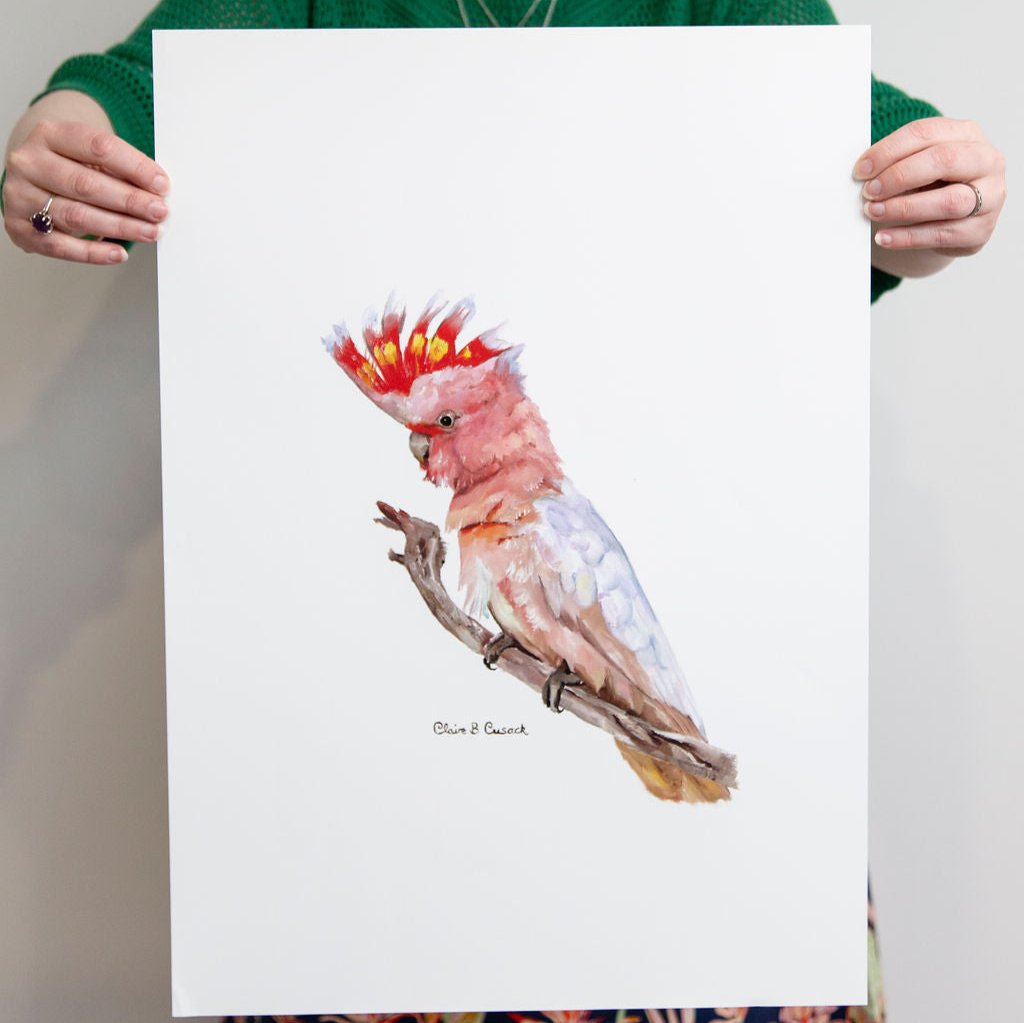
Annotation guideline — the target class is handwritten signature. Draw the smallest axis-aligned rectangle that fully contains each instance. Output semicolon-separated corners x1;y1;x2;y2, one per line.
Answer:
433;721;528;736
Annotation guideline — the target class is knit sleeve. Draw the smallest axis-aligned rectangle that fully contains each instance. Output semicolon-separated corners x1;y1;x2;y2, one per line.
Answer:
33;0;311;161
691;0;837;26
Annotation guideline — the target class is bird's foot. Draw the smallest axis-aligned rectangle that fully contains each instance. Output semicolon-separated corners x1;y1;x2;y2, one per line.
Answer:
541;661;585;714
482;632;522;670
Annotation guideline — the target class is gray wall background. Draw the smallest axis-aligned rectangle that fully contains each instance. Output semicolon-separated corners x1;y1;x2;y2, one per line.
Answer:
1;2;1020;1020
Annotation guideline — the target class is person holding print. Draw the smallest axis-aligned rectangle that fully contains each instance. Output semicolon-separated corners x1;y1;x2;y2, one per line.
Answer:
2;2;1007;1023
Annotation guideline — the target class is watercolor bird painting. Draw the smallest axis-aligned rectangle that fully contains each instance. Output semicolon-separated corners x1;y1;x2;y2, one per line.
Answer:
323;295;733;804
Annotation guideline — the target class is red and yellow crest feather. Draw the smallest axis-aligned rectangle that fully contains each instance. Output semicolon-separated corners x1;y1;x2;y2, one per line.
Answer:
324;295;506;397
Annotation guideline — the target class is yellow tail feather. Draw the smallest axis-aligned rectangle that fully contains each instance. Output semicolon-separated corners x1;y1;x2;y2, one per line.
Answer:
616;740;731;803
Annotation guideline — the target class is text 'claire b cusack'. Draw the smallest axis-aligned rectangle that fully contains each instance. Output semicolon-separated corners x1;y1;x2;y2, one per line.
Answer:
434;721;529;736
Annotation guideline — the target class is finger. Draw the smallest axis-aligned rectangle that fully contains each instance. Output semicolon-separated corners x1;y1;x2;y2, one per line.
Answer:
864;180;984;225
861;142;997;202
9;218;129;263
4;180;129;263
41;121;169;194
872;215;995;254
853;117;983;179
33;230;130;264
47;191;161;243
32;148;169;224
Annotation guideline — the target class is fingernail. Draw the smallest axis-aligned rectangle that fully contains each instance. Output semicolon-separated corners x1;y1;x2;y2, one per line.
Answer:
875;231;892;247
144;223;159;241
854;159;873;179
865;202;885;218
153;174;169;194
109;246;128;263
149;200;168;220
863;180;883;198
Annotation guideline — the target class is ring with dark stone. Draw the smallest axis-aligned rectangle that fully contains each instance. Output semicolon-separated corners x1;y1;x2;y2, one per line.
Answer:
31;196;55;234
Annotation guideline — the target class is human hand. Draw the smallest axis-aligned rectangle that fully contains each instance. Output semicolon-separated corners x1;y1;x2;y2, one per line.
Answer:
855;117;1006;262
3;119;170;264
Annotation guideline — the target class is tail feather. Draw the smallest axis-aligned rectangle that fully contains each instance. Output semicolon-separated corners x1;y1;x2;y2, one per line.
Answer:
616;740;731;803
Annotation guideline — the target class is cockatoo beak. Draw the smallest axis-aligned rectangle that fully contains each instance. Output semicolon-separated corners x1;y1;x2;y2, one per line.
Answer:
409;431;430;465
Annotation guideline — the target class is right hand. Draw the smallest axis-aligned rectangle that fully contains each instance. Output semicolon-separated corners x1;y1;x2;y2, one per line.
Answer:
3;118;169;264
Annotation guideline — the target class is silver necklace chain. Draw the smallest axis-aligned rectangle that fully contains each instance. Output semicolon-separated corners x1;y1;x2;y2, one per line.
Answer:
456;0;558;28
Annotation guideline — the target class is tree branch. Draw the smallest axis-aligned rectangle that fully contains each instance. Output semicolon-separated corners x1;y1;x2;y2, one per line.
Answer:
375;501;737;791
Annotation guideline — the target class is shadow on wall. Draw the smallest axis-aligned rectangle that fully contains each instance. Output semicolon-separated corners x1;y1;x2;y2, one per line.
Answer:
868;363;976;1017
0;248;164;774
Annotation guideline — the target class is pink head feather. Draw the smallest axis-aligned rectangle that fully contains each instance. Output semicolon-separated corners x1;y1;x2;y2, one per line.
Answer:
324;295;557;495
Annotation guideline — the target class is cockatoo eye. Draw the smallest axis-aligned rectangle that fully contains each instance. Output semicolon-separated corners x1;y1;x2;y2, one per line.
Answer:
436;411;458;430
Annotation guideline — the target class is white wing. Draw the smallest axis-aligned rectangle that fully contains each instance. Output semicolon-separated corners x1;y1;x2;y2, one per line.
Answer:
527;480;706;736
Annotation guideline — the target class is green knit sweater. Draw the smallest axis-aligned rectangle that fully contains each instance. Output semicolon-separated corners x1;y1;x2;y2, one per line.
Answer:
36;0;940;301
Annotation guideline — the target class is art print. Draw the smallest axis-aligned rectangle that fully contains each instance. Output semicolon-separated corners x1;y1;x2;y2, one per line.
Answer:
154;26;871;1016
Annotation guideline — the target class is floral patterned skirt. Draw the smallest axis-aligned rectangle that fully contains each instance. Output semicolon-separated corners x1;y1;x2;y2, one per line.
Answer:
221;894;884;1023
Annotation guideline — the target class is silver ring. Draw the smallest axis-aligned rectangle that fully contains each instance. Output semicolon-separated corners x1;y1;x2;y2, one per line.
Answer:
964;182;983;218
31;195;55;235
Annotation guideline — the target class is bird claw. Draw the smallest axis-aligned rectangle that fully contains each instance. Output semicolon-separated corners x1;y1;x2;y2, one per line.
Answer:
482;632;521;670
541;661;584;713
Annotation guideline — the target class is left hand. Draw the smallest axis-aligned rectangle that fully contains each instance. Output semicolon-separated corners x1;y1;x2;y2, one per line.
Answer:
854;116;1006;263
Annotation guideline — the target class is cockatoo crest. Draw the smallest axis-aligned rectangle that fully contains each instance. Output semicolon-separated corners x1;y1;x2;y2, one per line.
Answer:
323;294;507;422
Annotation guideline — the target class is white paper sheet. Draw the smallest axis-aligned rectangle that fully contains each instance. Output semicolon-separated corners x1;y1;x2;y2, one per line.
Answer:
154;25;870;1016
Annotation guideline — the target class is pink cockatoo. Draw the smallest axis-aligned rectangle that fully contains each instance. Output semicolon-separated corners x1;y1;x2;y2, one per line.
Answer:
324;295;729;803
